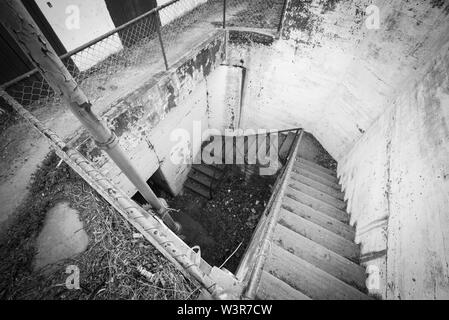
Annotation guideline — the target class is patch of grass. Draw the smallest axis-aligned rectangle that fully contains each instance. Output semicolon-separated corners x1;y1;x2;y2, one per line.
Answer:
0;151;198;300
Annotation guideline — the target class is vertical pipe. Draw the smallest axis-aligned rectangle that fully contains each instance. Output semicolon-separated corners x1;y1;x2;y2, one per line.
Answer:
223;0;227;29
0;0;179;229
156;11;169;71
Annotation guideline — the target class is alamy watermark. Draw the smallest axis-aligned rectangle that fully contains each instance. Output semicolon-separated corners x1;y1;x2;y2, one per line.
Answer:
169;121;280;176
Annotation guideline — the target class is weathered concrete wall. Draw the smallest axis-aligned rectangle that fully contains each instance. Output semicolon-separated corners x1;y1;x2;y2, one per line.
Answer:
339;39;449;299
208;64;243;131
228;0;449;161
72;30;225;195
224;0;449;299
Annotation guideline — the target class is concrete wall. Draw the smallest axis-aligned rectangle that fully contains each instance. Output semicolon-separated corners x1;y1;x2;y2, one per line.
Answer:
339;38;449;300
72;30;225;195
227;0;449;161
225;0;449;299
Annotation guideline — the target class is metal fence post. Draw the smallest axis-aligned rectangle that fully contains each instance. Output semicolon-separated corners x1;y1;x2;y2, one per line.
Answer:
278;0;289;34
223;0;227;29
156;11;169;71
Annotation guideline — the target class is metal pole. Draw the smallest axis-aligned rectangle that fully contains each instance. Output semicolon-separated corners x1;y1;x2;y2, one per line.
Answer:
223;0;227;29
156;11;169;71
0;0;178;228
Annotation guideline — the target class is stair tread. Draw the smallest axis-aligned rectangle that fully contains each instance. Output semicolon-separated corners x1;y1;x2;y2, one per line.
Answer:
297;157;337;177
256;270;311;300
294;161;339;184
288;178;346;210
278;208;359;262
292;165;341;190
194;164;222;178
291;171;345;200
281;196;355;241
189;168;214;187
273;224;366;291
264;244;371;300
184;179;211;199
285;186;349;223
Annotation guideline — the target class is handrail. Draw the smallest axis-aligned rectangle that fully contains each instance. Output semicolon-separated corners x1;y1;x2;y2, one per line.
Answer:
235;129;303;294
242;129;303;299
1;0;181;88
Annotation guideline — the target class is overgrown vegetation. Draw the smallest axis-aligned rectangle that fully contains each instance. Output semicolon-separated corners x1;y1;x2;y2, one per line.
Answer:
0;152;197;300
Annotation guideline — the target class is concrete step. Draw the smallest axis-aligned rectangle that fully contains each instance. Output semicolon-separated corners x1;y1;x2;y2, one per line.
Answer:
292;165;341;190
194;164;222;179
288;178;346;210
256;270;311;300
265;244;371;300
294;161;339;185
189;168;215;188
290;171;345;200
184;179;211;199
281;196;355;241
278;208;359;262
279;131;297;160
273;224;366;291
285;187;349;224
297;157;337;177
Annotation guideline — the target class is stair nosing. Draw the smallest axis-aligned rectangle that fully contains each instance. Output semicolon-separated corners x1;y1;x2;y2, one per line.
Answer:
281;197;355;241
273;223;366;291
265;243;371;300
294;162;339;184
290;171;345;200
296;157;338;177
256;270;312;300
285;187;349;223
292;165;341;190
287;179;347;210
278;208;360;262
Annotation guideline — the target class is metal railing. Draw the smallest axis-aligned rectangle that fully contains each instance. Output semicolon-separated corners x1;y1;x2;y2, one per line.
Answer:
1;0;217;107
1;0;288;109
235;129;303;296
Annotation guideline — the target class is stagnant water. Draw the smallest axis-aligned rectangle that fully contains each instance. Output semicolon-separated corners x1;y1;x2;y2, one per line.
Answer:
167;165;276;273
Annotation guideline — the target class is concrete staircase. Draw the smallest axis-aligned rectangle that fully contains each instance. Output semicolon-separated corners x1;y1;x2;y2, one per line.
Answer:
184;163;226;199
243;134;372;300
184;130;299;199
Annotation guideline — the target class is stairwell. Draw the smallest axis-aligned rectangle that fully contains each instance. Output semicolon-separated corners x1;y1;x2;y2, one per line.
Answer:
184;130;299;199
238;131;372;300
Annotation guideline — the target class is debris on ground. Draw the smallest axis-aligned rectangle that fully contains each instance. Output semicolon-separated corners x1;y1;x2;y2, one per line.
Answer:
167;165;277;273
0;152;197;300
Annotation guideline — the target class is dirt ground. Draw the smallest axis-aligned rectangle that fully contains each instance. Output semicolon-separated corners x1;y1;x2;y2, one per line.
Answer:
0;152;197;300
167;165;276;273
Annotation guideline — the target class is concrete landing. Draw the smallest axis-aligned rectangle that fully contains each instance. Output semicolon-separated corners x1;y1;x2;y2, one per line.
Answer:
34;202;89;271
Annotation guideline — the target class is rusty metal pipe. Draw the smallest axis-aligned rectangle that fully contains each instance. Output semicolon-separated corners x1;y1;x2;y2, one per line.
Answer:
0;0;180;232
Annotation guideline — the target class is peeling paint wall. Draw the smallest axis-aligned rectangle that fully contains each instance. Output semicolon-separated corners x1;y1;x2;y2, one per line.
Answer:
228;0;449;161
72;30;226;196
224;0;449;299
339;39;449;299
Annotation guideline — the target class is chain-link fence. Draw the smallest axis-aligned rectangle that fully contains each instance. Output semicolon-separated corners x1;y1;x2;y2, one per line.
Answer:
224;0;286;29
1;0;287;110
